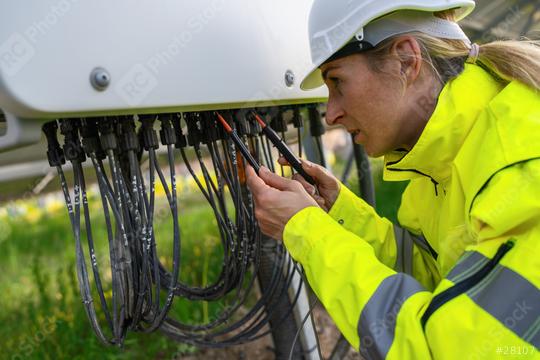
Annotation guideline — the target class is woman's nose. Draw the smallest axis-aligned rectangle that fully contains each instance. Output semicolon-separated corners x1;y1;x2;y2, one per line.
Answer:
325;98;344;126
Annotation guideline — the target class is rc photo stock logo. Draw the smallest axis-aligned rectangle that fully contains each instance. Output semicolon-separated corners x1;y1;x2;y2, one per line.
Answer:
114;0;226;106
115;64;159;107
0;0;80;77
0;33;36;77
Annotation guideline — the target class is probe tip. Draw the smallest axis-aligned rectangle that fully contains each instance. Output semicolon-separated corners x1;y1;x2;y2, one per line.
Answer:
252;112;267;128
215;112;233;133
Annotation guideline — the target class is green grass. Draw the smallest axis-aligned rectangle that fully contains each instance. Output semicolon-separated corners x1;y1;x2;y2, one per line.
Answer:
0;190;228;360
0;158;406;360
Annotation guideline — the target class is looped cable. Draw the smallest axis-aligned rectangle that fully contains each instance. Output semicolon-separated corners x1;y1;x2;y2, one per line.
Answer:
43;109;318;349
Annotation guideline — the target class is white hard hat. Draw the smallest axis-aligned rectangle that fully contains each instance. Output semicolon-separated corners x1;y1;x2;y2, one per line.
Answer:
300;0;476;90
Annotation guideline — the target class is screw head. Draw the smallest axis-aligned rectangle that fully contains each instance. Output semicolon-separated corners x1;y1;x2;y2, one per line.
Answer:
285;70;295;87
90;67;111;91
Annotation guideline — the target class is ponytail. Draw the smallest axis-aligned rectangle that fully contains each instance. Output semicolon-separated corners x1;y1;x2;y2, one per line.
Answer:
477;40;540;91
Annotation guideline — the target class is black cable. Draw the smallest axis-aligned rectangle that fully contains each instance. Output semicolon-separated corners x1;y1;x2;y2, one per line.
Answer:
314;136;327;169
280;131;286;176
297;128;303;160
43;109;319;352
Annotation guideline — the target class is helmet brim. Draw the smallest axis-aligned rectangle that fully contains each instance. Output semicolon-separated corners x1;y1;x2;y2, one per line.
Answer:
301;68;325;91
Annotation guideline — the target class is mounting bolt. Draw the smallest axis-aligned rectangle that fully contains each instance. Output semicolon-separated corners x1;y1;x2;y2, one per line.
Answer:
285;70;295;87
90;67;111;91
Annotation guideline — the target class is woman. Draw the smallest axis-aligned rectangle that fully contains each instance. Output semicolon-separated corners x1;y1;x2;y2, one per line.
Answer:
246;0;540;359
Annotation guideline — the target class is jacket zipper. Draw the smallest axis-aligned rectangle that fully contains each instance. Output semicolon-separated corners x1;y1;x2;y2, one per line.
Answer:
385;164;440;196
421;241;515;329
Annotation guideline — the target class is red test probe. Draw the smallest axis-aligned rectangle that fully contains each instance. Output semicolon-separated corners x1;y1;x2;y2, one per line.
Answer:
215;112;261;174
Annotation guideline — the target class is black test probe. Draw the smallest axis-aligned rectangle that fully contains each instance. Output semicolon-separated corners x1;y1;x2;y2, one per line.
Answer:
252;112;316;186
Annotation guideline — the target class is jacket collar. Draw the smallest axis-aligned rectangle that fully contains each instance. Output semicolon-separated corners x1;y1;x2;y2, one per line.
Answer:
383;64;504;187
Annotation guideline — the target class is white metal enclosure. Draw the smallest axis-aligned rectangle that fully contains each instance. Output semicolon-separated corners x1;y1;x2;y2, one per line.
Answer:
0;0;327;152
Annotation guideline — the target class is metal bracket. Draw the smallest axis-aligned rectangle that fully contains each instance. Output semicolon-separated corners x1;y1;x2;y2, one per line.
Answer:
0;111;45;152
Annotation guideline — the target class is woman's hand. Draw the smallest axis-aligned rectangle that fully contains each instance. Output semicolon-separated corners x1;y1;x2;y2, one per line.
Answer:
246;166;319;241
278;157;341;212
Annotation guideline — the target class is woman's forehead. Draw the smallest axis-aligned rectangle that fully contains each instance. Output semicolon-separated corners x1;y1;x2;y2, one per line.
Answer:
321;55;367;76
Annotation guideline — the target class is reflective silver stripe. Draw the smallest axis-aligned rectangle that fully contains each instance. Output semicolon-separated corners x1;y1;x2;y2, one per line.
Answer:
466;264;540;348
394;226;404;273
523;317;540;347
395;225;432;254
446;251;490;283
358;274;425;360
393;226;425;275
393;226;413;274
403;234;413;275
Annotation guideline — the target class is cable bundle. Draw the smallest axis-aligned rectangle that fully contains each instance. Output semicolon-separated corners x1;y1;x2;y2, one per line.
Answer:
42;107;314;349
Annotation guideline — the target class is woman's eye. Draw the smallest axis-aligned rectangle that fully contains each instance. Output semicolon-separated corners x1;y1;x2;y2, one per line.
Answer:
329;77;340;85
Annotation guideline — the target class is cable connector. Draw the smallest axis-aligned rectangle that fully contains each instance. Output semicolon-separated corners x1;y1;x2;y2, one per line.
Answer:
247;111;261;135
139;115;159;150
235;110;257;138
185;113;201;147
233;111;249;137
98;117;118;152
59;119;86;163
171;114;187;148
80;118;106;160
270;109;288;133
159;113;177;146
308;104;325;136
42;121;66;167
292;107;303;129
201;112;219;144
120;116;140;152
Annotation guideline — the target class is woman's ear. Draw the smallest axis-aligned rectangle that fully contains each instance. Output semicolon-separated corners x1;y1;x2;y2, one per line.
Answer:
391;36;423;86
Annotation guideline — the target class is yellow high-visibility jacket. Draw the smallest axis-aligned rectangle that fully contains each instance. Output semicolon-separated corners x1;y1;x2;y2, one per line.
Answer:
284;64;540;359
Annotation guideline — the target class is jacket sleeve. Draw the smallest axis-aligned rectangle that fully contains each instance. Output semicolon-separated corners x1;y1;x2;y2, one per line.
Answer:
283;160;540;359
327;183;440;290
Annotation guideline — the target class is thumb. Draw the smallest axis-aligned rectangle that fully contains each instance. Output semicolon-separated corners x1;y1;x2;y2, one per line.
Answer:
246;165;269;196
292;174;317;195
259;167;296;191
301;159;334;185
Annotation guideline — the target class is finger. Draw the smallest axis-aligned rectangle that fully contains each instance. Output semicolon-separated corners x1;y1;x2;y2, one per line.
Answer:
310;193;328;211
259;166;297;191
301;159;332;184
246;166;270;195
292;174;317;195
278;157;291;167
314;196;327;210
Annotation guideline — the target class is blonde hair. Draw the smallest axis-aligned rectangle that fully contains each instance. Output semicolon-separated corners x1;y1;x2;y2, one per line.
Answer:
365;11;540;91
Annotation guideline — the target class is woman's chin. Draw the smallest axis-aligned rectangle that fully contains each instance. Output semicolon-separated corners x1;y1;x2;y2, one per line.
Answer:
359;142;386;158
352;133;374;154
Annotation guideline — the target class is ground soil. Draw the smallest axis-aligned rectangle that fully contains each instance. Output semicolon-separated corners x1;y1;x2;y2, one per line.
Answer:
180;303;363;360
